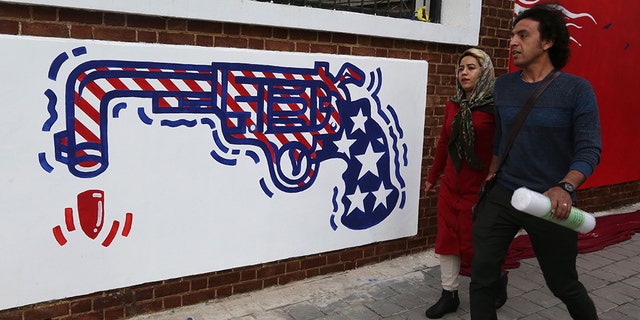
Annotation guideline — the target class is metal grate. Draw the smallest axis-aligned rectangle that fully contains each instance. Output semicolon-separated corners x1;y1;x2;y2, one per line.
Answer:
253;0;441;22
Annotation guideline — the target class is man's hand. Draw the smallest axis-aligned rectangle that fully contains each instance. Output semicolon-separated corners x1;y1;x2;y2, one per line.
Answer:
544;186;573;220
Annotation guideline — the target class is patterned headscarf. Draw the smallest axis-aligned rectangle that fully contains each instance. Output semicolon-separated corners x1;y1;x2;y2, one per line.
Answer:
448;48;495;172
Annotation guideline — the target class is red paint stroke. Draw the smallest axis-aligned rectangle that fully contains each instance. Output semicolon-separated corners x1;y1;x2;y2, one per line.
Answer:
101;220;120;247
121;213;133;237
64;207;75;231
52;226;67;246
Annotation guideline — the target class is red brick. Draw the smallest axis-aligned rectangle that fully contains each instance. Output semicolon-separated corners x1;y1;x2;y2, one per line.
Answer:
128;300;163;315
94;26;136;42
70;25;93;39
352;46;376;56
167;18;187;31
332;32;357;44
190;277;208;291
59;8;102;24
158;31;194;45
0;19;19;34
248;38;264;50
0;309;23;320
162;295;182;309
127;15;166;29
137;30;157;43
208;271;239;287
223;23;241;36
22;21;68;37
289;29;317;41
32;6;57;21
278;270;305;285
103;307;126;320
69;311;103;320
182;289;216;305
319;263;347;275
188;20;223;34
257;263;286;278
337;45;351;55
233;279;263;294
239;268;257;281
242;24;272;38
286;260;301;272
272;27;288;39
104;13;126;26
300;255;326;269
265;39;295;52
215;285;233;298
23;303;69;319
70;298;93;314
154;281;190;298
0;2;30;19
94;294;123;310
295;42;311;53
215;36;248;49
196;34;214;47
309;43;337;54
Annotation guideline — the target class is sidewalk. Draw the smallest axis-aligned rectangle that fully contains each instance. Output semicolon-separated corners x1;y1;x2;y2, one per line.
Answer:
130;207;640;320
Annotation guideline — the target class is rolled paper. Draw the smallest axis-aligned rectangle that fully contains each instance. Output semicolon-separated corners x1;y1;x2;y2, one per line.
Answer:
510;187;596;234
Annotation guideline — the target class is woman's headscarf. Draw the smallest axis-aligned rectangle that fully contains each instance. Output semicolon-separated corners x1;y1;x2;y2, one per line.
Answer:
448;48;495;172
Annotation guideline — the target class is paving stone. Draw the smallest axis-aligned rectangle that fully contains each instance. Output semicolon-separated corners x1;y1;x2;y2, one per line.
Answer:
576;253;615;271
285;302;326;320
365;299;405;317
614;302;640;320
520;288;560;309
592;282;638;304
502;296;545;316
337;304;381;320
386;292;427;310
535;305;570;319
598;309;636;320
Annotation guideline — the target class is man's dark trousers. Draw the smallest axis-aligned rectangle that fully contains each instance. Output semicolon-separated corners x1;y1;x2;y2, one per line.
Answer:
469;183;598;320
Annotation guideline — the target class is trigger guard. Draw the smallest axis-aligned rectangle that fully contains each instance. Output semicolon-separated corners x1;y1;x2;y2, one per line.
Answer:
274;143;316;187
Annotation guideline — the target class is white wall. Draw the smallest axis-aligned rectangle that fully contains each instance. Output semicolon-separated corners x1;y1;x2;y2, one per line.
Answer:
0;34;427;309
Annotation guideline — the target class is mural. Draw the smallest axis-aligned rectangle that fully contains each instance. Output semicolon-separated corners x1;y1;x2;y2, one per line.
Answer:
0;35;426;309
42;53;406;231
513;0;640;187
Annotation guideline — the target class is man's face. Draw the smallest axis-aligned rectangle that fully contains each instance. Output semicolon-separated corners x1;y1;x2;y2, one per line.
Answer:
510;18;552;69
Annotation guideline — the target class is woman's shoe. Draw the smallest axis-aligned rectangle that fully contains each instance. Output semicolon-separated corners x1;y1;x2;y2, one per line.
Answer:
495;272;508;309
425;289;460;319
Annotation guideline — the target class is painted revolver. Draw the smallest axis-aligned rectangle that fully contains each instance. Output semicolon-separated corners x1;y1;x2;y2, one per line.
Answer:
49;56;405;228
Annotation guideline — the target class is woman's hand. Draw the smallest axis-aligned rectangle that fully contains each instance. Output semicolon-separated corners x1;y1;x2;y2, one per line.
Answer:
424;181;436;193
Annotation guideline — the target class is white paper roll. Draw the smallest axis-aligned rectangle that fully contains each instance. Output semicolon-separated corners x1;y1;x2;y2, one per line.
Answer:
510;187;596;234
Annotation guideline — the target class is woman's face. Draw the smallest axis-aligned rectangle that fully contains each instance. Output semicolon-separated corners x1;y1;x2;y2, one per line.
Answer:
458;55;481;98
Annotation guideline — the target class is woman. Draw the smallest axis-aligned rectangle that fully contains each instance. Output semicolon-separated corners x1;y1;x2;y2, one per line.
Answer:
424;48;506;318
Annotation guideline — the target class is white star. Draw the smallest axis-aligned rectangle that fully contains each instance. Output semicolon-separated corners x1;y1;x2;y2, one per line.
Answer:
346;185;368;216
371;182;393;210
355;143;383;179
333;130;356;157
350;108;367;134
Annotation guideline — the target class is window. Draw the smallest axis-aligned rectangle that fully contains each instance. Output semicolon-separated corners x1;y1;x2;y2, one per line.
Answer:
252;0;442;22
6;0;480;45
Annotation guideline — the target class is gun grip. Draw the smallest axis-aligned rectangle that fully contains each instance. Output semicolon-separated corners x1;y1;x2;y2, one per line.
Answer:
337;98;399;230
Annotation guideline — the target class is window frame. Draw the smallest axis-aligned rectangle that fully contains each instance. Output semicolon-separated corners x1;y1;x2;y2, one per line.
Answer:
3;0;482;45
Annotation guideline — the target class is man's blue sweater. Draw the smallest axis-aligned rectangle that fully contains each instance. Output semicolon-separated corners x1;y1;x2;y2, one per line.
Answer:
493;71;602;194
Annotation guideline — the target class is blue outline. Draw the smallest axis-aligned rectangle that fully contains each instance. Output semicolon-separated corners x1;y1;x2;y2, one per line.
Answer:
38;152;54;173
42;89;58;131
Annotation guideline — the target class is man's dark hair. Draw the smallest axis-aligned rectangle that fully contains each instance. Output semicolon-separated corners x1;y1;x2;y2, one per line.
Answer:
514;3;570;69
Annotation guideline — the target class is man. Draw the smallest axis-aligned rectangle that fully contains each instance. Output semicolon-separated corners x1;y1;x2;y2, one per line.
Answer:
469;3;602;320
